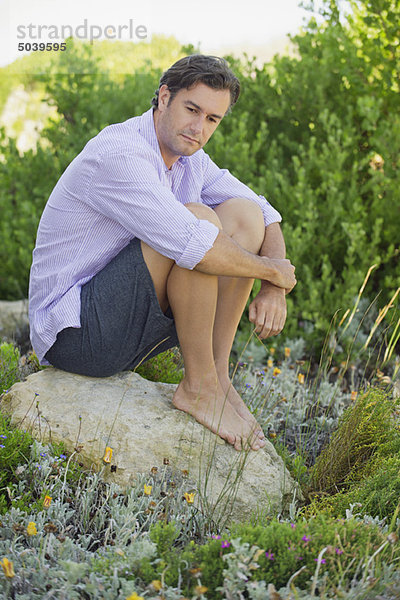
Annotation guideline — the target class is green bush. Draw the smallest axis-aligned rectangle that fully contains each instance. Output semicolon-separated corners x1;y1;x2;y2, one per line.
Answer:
1;0;399;357
0;342;20;391
310;388;397;494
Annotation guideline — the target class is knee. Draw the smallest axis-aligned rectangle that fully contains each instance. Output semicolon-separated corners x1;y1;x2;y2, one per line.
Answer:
214;198;265;252
185;202;223;230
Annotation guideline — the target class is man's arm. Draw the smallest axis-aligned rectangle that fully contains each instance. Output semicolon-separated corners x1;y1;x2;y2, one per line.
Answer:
195;226;296;292
249;222;289;339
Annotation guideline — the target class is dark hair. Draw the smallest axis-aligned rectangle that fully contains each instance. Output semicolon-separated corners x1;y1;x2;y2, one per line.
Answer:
151;54;240;112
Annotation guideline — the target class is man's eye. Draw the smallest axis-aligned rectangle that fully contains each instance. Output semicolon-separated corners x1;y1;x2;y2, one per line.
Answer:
187;107;195;112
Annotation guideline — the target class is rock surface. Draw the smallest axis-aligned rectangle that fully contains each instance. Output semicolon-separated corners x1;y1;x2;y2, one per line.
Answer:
1;368;300;525
0;300;29;348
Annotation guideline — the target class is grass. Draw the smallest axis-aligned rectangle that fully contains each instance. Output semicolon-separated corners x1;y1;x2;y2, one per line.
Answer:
0;286;399;597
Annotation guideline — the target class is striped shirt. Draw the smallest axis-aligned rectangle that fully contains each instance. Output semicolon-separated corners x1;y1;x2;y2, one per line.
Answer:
29;107;282;364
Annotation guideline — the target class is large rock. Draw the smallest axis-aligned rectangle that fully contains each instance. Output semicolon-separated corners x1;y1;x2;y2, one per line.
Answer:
0;300;30;349
1;368;300;525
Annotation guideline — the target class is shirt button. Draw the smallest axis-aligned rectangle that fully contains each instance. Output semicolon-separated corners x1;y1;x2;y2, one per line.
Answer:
189;224;195;229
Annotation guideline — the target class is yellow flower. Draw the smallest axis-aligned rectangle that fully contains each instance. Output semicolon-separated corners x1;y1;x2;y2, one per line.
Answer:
1;557;15;578
351;391;358;401
103;446;113;463
143;484;152;496
273;367;281;377
27;522;37;536
125;593;144;600
369;152;384;171
267;359;274;368
195;585;208;595
270;347;276;355
298;373;305;384
151;580;163;591
43;495;52;508
184;492;195;504
284;347;291;358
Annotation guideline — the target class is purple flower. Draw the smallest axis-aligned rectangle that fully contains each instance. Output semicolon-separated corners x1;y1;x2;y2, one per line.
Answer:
290;523;296;529
212;534;221;539
0;435;7;439
314;558;326;564
335;548;343;555
296;556;303;561
302;535;310;543
59;454;67;460
0;444;5;449
221;540;231;548
265;551;275;561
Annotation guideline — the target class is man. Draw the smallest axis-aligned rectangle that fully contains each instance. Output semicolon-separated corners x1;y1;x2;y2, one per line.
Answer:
29;55;296;452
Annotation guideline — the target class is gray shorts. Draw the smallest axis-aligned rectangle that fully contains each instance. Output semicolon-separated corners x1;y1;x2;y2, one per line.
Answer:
45;237;179;377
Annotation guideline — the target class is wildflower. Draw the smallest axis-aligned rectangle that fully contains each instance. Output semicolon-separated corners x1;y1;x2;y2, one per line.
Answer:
212;534;221;539
369;153;384;171
43;495;52;508
270;347;276;355
40;452;47;457
296;555;303;561
184;492;195;504
284;347;291;358
314;557;326;564
335;547;344;555
195;585;208;595
273;367;281;377
290;523;296;529
267;359;274;368
1;557;15;578
0;435;7;439
27;522;37;536
125;593;144;600
302;535;310;543
265;550;275;560
103;446;113;463
151;580;162;591
59;454;67;460
351;391;358;401
221;540;231;548
298;373;305;384
0;445;4;449
143;484;152;496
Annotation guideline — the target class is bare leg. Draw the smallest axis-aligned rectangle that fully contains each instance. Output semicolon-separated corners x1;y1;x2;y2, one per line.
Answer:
212;199;266;437
167;262;263;451
141;200;266;451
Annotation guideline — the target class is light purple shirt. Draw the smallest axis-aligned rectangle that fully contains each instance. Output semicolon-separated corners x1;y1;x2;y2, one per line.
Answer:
29;107;282;364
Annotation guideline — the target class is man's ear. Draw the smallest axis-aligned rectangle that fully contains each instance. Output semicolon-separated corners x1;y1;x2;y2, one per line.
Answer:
158;84;171;112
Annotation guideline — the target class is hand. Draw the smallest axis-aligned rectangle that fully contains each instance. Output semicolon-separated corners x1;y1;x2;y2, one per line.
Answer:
248;284;287;339
267;258;296;293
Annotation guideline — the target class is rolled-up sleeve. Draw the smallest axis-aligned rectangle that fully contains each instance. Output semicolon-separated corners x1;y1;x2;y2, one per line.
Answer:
86;151;219;269
200;153;282;226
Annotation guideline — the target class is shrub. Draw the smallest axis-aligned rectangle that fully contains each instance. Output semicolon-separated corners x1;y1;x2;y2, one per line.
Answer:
310;388;397;494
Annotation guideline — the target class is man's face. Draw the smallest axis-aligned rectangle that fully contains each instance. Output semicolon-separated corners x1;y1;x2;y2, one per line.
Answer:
154;82;231;168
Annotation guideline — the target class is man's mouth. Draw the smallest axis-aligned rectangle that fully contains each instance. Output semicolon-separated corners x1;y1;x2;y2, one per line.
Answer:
181;134;200;144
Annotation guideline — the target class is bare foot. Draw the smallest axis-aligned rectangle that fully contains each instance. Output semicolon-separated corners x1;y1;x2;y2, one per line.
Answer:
218;376;266;444
172;377;264;451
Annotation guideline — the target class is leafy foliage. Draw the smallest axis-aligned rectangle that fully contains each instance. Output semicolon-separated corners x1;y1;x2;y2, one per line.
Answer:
0;1;399;356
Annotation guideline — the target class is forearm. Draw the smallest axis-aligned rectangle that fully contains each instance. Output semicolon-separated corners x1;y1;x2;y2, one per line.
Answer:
196;230;276;280
195;228;295;291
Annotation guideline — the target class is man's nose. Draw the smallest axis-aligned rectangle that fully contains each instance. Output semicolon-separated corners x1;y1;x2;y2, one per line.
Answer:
190;114;205;134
